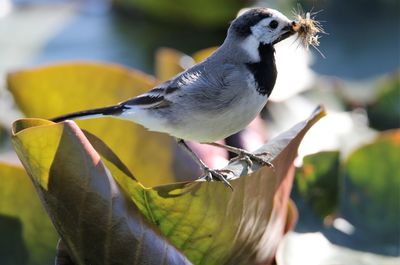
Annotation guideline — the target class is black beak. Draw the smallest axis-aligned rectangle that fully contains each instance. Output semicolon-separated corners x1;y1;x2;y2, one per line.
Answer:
272;21;297;45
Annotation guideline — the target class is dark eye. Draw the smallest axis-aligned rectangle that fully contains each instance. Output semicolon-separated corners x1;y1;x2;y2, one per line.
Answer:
269;20;279;29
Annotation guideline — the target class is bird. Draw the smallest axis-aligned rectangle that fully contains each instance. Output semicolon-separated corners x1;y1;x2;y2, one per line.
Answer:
51;7;299;188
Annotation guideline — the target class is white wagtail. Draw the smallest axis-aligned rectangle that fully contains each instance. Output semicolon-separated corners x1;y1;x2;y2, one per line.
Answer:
52;8;300;188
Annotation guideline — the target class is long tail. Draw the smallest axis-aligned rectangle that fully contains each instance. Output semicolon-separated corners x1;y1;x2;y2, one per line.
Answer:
51;104;129;122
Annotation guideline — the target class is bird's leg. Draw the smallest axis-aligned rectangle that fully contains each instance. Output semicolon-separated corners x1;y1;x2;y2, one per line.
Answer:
177;139;233;189
205;142;274;169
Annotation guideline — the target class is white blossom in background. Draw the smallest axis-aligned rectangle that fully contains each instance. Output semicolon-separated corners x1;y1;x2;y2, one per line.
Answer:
272;35;316;101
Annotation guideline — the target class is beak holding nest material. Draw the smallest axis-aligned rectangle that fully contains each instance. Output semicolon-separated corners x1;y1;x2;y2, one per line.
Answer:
272;21;298;45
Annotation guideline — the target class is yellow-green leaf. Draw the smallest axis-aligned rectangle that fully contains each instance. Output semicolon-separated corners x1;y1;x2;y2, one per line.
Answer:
343;130;400;246
0;162;58;265
191;47;218;63
155;48;187;81
12;119;64;190
7;62;175;187
12;119;191;265
8;62;156;118
154;47;218;82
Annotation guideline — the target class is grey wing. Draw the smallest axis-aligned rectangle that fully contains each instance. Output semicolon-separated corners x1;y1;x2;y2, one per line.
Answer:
121;62;247;110
171;62;250;112
119;61;250;128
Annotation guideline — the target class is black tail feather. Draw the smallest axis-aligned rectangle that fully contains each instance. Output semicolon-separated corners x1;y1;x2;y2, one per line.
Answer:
51;104;128;122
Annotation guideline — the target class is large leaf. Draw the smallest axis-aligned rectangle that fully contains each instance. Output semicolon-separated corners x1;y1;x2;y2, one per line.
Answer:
7;62;175;187
0;162;58;265
294;151;340;217
342;130;400;246
12;105;324;264
12;119;191;265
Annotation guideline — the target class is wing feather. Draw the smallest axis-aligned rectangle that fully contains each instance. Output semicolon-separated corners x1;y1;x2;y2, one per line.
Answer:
122;82;177;109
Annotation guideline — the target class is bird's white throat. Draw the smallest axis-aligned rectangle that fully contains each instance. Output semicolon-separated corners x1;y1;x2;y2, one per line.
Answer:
240;35;260;62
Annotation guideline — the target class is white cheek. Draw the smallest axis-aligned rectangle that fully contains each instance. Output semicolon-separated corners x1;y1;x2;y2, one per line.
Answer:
251;23;274;44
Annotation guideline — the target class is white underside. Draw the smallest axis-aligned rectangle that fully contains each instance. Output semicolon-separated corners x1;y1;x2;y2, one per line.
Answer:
119;84;267;143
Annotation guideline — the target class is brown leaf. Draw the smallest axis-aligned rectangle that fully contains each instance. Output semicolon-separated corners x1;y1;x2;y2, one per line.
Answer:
12;120;191;265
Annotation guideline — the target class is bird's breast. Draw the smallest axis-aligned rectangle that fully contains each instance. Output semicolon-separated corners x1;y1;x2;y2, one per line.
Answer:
172;83;268;142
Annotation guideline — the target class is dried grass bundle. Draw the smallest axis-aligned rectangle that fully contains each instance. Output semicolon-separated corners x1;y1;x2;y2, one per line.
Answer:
292;9;325;55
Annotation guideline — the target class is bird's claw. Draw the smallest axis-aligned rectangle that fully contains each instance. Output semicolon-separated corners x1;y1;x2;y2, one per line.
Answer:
200;167;234;190
232;154;254;167
231;151;274;169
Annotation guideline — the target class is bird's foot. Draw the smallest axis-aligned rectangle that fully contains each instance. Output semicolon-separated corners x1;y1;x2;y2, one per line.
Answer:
204;142;274;170
231;151;274;169
200;167;234;190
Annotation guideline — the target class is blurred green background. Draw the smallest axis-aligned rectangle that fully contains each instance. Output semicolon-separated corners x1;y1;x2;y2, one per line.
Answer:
0;0;399;264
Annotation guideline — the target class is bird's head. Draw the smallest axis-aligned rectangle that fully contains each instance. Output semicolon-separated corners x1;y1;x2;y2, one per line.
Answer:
229;8;297;45
227;8;297;60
